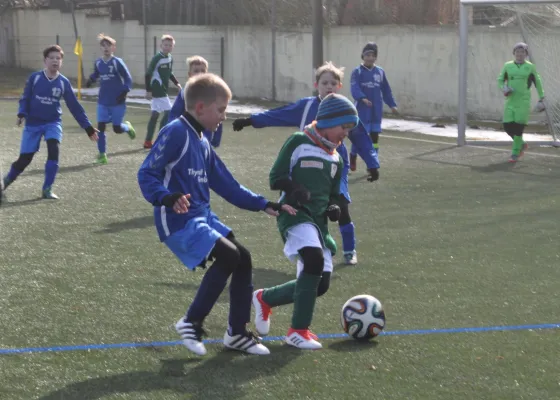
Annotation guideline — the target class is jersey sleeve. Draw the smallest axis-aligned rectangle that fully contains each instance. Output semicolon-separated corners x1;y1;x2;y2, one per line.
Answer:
497;63;508;90
269;135;299;189
145;55;159;91
62;79;91;129
116;58;133;92
89;60;100;82
330;156;343;204
250;98;308;128
168;91;185;122
17;74;34;118
350;67;366;101
137;127;184;206
208;151;268;211
381;70;397;108
532;64;545;99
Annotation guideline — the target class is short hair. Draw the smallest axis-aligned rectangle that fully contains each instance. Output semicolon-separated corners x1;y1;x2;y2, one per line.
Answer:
185;73;232;110
97;33;116;46
43;45;64;59
186;55;209;71
315;61;345;83
161;34;175;43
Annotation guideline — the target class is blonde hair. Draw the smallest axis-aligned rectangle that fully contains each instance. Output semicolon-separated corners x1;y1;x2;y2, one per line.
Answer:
186;55;209;71
97;33;116;46
315;61;345;83
185;73;232;110
161;34;175;43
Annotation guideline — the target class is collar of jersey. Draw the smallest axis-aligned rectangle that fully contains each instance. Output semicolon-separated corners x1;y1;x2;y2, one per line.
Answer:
180;112;205;137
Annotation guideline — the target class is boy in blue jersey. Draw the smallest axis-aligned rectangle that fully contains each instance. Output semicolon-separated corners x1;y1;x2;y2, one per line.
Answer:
232;62;380;266
86;34;136;165
350;42;398;171
2;45;98;200
138;73;296;356
168;55;223;148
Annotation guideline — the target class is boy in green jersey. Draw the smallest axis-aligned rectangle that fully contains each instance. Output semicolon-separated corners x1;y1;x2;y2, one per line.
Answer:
144;34;182;148
497;42;545;162
252;93;359;350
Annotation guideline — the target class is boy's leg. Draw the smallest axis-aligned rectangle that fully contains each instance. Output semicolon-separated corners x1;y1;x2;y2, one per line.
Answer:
145;110;160;147
96;104;109;161
370;132;380;152
338;195;357;265
4;153;34;189
159;110;170;131
42;139;60;199
4;125;42;188
111;104;135;140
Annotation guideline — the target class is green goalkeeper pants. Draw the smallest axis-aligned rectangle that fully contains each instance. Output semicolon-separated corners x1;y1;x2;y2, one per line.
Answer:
503;102;531;125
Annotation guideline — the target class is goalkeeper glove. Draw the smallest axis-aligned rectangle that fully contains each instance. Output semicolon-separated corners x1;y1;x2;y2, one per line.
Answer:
534;98;546;112
502;86;513;97
325;204;341;222
232;118;252;131
287;183;311;207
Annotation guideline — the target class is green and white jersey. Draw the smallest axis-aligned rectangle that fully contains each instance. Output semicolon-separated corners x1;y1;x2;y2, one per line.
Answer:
270;131;343;255
145;52;175;98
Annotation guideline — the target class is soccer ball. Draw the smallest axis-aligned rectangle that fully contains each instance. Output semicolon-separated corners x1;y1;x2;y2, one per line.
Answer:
341;294;386;340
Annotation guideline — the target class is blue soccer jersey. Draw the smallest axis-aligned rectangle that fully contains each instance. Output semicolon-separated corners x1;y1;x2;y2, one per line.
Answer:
138;113;268;242
18;71;91;129
88;57;132;107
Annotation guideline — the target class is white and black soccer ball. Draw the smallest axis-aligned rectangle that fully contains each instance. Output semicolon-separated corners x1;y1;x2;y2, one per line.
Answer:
341;294;386;340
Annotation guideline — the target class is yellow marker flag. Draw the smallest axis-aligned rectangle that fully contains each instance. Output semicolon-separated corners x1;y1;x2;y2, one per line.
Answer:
74;37;83;100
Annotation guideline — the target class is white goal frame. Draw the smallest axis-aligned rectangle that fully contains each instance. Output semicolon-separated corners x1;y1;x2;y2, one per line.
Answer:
458;0;560;146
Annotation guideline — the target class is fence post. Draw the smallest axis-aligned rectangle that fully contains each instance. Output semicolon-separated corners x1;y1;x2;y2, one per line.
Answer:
220;37;225;78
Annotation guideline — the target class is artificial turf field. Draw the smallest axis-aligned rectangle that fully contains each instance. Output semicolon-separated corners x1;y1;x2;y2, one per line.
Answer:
1;73;559;399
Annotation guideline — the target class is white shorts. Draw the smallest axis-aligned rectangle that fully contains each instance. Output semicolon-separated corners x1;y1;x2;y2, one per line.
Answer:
151;97;172;112
283;223;333;277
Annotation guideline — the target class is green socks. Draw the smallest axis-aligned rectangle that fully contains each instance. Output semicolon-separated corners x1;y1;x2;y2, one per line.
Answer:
262;280;297;307
146;112;160;142
159;111;170;130
512;135;523;156
291;272;321;329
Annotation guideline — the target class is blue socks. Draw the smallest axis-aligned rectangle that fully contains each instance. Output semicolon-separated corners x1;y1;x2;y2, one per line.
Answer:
339;222;356;254
43;160;59;191
97;132;107;154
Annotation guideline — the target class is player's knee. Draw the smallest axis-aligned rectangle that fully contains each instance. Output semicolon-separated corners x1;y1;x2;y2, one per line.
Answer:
13;152;34;171
97;122;107;132
113;124;124;134
46;139;59;162
210;237;241;273
299;247;324;276
338;196;351;226
317;272;331;297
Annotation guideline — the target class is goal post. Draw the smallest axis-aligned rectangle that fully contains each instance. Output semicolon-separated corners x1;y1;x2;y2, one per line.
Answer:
458;0;560;147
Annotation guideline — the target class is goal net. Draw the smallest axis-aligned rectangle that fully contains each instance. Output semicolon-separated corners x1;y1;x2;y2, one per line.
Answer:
458;0;560;146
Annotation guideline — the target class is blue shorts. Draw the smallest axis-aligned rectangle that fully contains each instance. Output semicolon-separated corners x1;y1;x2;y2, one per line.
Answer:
164;211;232;270
20;122;63;154
97;104;126;125
338;141;351;203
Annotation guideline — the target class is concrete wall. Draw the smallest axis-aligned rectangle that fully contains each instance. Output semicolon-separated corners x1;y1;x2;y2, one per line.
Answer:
4;9;553;121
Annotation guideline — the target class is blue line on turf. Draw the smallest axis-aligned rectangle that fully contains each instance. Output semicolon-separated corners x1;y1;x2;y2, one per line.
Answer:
1;323;559;355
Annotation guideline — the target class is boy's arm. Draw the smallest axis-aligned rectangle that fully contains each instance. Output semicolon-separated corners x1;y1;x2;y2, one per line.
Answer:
170;73;180;87
350;67;367;101
116;58;133;92
208;151;269;211
348;123;380;170
497;63;508;90
211;124;223;148
86;61;99;87
324;157;343;222
145;55;158;92
532;64;545;99
249;99;308;129
62;79;95;133
168;91;185;122
138;128;184;207
381;71;397;108
17;74;34;118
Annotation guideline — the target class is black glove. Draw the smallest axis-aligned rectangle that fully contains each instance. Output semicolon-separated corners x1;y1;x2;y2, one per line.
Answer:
232;118;252;131
325;204;341;222
85;126;96;137
116;90;128;104
85;78;94;88
265;201;282;211
17;113;25;119
367;168;379;182
161;192;184;208
287;183;311;206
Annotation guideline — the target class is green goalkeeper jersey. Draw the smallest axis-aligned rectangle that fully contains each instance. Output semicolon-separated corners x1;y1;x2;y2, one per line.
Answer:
145;52;176;98
498;60;544;104
270;131;343;255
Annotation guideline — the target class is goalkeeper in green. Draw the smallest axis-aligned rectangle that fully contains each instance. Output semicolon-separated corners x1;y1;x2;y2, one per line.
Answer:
498;42;545;162
251;93;359;350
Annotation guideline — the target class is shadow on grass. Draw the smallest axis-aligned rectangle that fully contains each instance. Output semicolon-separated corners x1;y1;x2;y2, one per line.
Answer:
38;346;301;400
95;215;154;234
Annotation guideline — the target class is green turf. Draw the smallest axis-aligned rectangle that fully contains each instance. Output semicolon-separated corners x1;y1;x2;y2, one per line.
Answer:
1;78;560;399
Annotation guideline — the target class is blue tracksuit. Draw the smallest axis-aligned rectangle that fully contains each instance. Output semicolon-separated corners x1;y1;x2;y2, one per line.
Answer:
250;96;380;202
138;113;268;268
350;64;397;133
168;90;223;148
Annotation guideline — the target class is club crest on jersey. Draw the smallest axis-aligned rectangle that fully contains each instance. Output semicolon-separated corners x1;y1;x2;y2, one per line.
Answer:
331;163;337;178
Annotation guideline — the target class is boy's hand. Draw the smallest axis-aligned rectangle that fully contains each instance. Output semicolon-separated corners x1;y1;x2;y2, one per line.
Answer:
367;168;379;182
362;98;372;107
85;126;99;141
146;92;152;100
391;107;399;114
503;86;513;97
288;183;311;206
325;204;341;222
264;202;297;216
116;90;128;104
232;118;252;131
176;84;182;90
162;193;191;214
16;115;24;127
85;78;94;88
